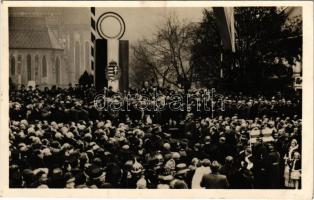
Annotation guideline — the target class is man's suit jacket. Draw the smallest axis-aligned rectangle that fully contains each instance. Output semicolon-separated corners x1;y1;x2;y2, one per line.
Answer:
200;173;229;189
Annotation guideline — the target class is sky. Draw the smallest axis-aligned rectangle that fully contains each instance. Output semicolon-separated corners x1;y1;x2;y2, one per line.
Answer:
94;7;206;43
10;7;207;44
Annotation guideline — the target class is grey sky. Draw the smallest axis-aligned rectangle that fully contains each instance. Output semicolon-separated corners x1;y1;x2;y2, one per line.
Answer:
10;7;207;43
95;7;206;43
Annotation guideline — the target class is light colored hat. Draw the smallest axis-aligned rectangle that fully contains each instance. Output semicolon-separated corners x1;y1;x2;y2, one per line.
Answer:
97;122;104;129
55;132;63;139
172;152;181;160
61;127;69;134
157;184;170;189
41;148;52;157
27;127;35;134
131;159;143;174
163;143;171;151
35;130;43;137
136;177;147;189
37;184;49;188
65;131;74;139
18;143;28;152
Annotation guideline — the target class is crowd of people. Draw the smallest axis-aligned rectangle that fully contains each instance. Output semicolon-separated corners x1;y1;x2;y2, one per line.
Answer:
9;84;302;189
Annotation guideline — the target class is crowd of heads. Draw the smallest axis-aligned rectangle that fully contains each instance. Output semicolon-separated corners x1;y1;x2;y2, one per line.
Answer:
9;84;302;189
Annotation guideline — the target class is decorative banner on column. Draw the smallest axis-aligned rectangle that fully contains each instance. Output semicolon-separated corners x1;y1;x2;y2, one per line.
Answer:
96;12;125;92
106;39;120;91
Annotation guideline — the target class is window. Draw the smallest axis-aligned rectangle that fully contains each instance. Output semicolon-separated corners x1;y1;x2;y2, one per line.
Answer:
55;57;61;84
17;55;22;74
85;41;90;71
35;55;39;79
75;41;80;79
10;56;15;76
27;54;32;81
42;56;47;77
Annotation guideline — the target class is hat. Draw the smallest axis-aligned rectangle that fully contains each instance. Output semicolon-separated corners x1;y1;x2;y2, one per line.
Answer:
23;169;34;179
60;127;68;134
211;161;221;173
83;133;93;140
136;177;147;189
88;165;104;179
225;156;234;163
122;145;130;150
164;153;172;161
201;159;211;167
79;152;89;162
65;131;74;139
37;184;49;188
66;177;75;184
54;132;63;139
194;143;201;149
219;137;226;142
93;157;102;166
41;148;52;157
21;119;28;126
158;175;174;182
131;159;143;174
173;180;188;189
172;152;180;160
18;143;28;152
158;175;174;183
204;136;211;143
77;124;86;131
157;184;170;189
35;130;43;137
27;127;35;134
176;163;189;175
163;143;171;151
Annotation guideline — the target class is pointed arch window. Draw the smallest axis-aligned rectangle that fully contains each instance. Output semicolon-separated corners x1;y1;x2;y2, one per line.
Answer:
27;54;32;81
10;56;15;76
42;56;47;77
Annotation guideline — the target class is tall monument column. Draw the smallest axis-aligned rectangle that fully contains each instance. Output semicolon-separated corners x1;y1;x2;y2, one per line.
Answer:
95;12;127;92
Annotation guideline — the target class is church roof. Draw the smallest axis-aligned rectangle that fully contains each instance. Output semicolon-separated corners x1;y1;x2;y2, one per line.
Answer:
9;16;63;50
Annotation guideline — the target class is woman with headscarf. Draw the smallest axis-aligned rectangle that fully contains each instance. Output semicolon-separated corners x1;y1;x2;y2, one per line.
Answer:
283;139;299;188
289;151;301;189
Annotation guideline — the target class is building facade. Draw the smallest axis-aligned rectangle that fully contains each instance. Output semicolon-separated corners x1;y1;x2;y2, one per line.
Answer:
9;8;92;88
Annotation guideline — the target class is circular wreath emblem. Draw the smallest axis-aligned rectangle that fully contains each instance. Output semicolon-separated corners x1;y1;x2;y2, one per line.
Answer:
96;12;126;40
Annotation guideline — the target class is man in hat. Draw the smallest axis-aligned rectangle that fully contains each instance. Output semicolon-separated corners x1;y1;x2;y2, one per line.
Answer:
200;161;229;189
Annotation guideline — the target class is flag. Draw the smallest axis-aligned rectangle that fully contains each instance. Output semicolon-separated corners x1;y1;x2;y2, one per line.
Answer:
213;7;235;52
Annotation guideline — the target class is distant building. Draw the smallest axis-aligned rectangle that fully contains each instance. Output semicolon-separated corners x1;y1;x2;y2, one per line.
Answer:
9;8;92;88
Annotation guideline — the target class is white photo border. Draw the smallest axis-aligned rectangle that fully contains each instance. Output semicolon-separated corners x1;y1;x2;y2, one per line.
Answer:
0;1;313;199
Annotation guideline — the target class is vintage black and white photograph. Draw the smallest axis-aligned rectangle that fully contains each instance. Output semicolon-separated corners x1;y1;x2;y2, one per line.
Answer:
4;2;310;193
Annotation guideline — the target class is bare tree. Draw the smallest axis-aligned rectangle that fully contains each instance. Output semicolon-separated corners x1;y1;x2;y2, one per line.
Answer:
132;14;197;91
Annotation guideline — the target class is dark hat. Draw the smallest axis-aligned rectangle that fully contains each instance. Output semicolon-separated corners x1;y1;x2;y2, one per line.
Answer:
51;140;61;148
87;165;104;179
75;172;87;185
173;180;188;189
158;175;174;182
211;161;221;172
201;159;211;167
52;168;63;177
22;169;34;178
93;157;102;166
10;166;22;181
